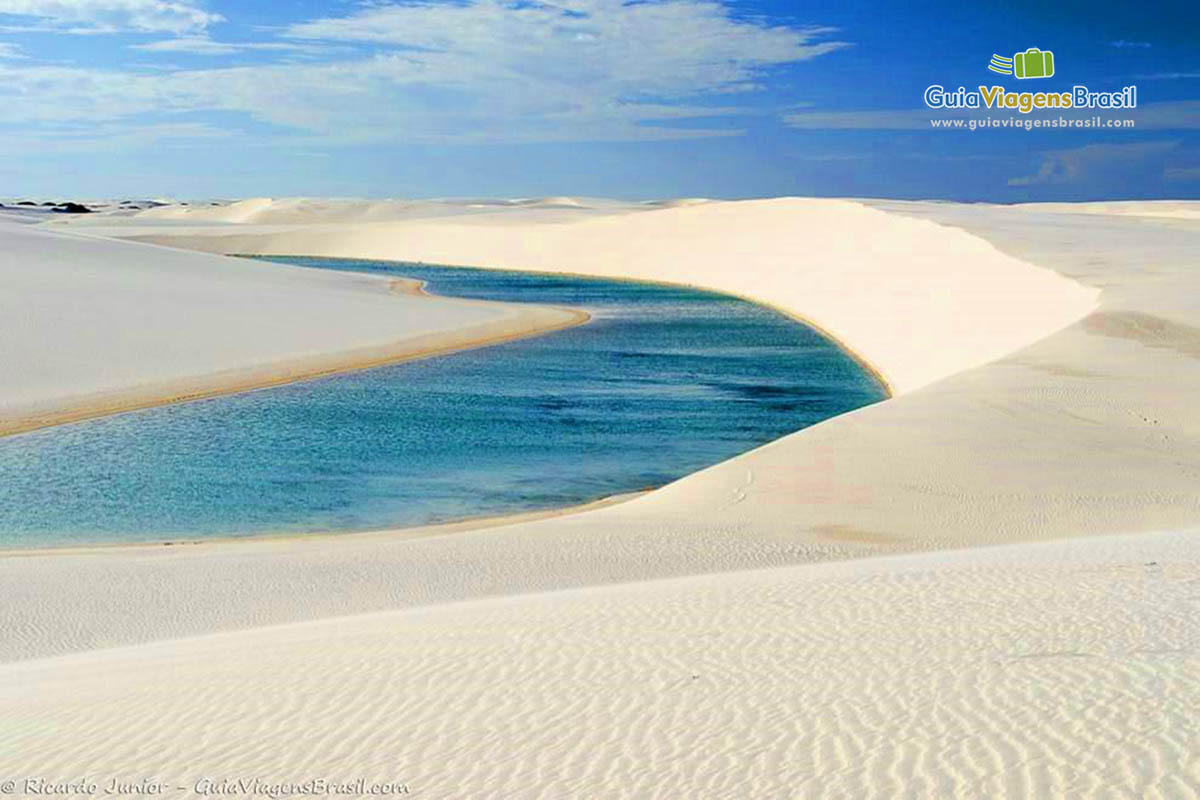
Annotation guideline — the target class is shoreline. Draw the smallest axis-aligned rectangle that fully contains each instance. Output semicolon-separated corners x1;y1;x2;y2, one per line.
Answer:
250;253;897;397
0;489;651;559
0;270;589;439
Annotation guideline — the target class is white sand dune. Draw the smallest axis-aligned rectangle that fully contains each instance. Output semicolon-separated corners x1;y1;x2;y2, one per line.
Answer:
72;197;1100;394
4;529;1198;798
126;195;638;226
0;217;583;435
6;198;1200;797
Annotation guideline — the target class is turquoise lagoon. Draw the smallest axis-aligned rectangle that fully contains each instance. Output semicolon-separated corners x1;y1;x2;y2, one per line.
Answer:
0;258;887;547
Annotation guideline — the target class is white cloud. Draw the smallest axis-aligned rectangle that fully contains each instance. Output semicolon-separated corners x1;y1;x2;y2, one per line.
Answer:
1135;101;1200;129
129;37;320;55
284;0;848;101
784;107;960;129
129;36;240;54
1008;141;1177;187
0;0;220;34
0;40;23;58
1166;166;1200;182
0;0;848;144
0;118;230;156
1135;73;1200;80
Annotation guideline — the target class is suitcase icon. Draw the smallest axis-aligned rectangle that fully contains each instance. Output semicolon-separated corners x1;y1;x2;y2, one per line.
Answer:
1013;48;1054;79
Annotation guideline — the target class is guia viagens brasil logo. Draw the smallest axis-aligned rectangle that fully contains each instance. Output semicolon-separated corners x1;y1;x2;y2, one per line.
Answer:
924;47;1136;114
988;48;1054;79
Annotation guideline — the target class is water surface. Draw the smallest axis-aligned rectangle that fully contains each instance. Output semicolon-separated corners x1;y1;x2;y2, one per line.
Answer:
0;257;886;547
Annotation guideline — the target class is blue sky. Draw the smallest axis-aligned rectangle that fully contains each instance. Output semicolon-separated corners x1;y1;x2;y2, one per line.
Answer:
0;0;1196;200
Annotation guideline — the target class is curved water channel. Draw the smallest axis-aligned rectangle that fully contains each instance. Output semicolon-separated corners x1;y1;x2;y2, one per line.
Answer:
0;257;887;548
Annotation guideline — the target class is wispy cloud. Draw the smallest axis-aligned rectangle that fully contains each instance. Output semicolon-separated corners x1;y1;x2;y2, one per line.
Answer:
1136;101;1200;129
1166;166;1200;182
0;0;849;144
1134;72;1200;80
0;41;23;58
284;0;848;100
783;108;958;130
129;36;322;56
1008;141;1177;187
0;118;230;156
1109;40;1151;48
0;0;220;35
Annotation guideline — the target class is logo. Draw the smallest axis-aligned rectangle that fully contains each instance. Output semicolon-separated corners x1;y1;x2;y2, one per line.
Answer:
988;48;1055;79
923;44;1135;115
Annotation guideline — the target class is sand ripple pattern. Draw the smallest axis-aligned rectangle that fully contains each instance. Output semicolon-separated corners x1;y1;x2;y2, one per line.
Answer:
2;530;1198;799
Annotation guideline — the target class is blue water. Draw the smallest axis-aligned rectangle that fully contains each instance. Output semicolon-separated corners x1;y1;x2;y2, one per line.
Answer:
0;257;886;548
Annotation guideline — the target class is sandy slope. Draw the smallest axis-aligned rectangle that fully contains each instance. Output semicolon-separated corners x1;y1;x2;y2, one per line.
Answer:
6;198;1200;797
0;217;583;435
3;530;1198;798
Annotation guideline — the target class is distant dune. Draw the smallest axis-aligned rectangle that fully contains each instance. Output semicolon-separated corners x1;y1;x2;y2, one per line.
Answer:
1013;200;1200;220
